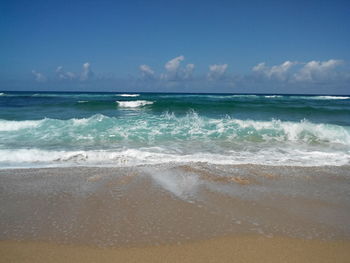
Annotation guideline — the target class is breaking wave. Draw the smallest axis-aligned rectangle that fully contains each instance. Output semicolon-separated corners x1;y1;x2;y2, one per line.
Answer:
0;119;44;131
0;112;349;168
117;94;140;97
0;113;349;144
116;100;153;108
264;95;283;98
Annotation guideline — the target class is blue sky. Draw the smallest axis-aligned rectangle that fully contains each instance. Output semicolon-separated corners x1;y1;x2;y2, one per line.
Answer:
1;0;350;94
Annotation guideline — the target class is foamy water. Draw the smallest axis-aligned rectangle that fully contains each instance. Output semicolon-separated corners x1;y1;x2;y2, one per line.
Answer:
116;100;153;107
0;92;349;168
117;94;140;97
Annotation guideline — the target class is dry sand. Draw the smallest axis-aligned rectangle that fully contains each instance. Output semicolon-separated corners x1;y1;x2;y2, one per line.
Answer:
1;236;350;263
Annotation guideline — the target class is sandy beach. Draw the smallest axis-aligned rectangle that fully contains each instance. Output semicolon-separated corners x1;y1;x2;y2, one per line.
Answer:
2;236;350;263
1;165;350;262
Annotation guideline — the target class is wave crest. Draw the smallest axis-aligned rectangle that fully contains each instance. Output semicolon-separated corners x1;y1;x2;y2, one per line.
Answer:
0;113;349;145
0;119;43;131
0;112;349;167
116;100;153;108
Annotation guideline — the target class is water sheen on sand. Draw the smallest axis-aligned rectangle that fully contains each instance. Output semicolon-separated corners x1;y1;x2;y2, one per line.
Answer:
1;164;349;247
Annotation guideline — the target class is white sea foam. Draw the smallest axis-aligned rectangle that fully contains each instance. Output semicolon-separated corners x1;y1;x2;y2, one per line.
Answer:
1;114;349;146
1;113;350;145
0;113;349;168
117;94;140;97
116;100;153;107
230;118;350;145
293;96;350;100
78;100;88;103
0;147;348;169
264;95;282;98
0;119;43;131
0;92;5;96
314;96;350;100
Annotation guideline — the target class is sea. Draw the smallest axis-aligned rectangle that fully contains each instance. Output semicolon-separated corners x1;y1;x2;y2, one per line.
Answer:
0;91;349;168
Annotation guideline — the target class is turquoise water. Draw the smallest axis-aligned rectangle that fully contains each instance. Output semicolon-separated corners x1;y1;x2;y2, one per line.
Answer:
0;91;349;167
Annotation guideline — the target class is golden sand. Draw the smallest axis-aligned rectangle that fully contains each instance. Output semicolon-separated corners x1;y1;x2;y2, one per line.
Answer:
1;236;350;263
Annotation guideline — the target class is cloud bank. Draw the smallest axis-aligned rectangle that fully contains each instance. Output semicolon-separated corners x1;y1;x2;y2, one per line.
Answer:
294;59;343;82
29;58;349;94
251;59;345;83
252;61;297;81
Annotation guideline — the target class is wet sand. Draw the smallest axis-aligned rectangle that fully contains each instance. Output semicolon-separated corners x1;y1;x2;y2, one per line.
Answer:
1;164;350;262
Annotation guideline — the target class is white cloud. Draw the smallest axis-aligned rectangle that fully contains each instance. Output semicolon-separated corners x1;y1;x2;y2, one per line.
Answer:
183;63;195;79
162;55;185;80
54;63;93;81
252;62;266;72
294;59;343;82
139;64;155;79
208;64;228;80
138;56;195;82
56;66;76;80
157;55;196;81
252;61;297;80
31;70;46;82
251;59;345;83
80;62;94;81
165;55;184;73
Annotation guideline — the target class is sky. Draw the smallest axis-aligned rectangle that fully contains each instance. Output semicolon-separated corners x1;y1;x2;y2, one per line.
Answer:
1;0;350;94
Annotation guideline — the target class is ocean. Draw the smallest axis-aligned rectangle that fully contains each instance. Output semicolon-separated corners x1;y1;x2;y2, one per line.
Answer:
0;91;349;168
